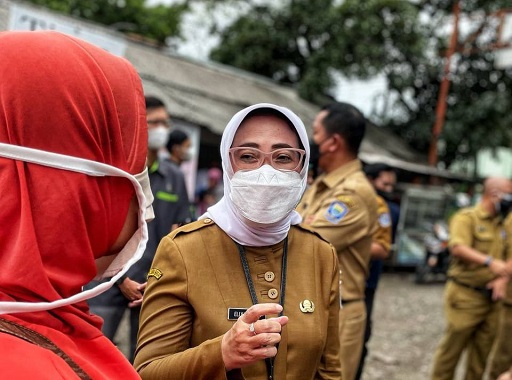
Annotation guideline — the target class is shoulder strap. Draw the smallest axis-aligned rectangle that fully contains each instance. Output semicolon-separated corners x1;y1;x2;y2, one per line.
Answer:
0;318;92;380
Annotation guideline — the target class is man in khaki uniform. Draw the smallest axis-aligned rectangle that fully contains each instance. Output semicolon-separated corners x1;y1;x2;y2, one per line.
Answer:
431;177;512;380
297;102;378;380
488;211;512;380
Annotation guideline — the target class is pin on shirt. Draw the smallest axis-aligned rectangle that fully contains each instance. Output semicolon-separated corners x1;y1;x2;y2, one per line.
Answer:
300;300;315;313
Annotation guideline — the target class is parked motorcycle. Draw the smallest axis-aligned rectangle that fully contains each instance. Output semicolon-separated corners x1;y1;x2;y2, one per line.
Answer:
415;221;450;284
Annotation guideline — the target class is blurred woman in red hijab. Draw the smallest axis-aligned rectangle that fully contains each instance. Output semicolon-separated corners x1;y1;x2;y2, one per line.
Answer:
0;31;152;379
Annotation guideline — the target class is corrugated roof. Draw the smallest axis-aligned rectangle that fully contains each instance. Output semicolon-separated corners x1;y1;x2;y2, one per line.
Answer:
0;0;470;179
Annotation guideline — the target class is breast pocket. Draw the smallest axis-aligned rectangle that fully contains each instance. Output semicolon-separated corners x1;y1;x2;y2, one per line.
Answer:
473;228;494;255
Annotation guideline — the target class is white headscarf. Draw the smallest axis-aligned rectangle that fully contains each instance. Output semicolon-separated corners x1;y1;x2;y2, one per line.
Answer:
201;103;310;246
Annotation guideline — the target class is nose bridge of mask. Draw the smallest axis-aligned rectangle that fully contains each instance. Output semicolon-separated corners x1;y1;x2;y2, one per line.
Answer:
0;142;149;315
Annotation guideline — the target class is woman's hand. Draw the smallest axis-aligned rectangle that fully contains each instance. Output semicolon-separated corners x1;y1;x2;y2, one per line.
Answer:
221;303;288;371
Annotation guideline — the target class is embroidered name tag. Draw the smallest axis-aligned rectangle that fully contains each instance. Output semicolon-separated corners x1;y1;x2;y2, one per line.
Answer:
227;308;248;320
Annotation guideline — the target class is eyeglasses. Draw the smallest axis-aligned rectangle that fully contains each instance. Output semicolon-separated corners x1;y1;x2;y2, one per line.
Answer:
229;147;306;172
147;118;171;128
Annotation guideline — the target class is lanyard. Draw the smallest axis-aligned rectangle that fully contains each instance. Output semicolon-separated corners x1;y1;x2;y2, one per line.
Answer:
235;237;288;380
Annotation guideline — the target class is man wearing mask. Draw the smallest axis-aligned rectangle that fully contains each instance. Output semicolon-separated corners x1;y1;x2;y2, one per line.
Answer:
431;177;512;380
88;95;192;362
296;102;378;380
167;129;193;165
355;163;397;380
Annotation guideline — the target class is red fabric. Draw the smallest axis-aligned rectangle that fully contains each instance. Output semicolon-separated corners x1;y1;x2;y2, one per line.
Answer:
0;31;146;378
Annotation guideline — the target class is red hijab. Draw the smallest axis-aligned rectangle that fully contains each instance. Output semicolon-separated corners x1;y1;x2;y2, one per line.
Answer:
0;31;147;337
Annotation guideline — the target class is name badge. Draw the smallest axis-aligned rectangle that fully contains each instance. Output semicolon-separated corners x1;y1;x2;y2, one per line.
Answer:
227;308;248;320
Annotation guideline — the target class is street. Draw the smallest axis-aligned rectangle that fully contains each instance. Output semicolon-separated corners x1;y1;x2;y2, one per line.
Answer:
360;272;454;380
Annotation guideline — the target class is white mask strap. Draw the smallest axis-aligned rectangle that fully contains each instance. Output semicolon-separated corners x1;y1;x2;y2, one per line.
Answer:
0;142;148;314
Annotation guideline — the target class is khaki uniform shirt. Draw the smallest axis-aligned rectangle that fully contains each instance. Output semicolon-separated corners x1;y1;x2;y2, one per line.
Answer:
448;204;509;287
374;195;392;253
504;214;512;305
296;159;378;301
135;220;341;380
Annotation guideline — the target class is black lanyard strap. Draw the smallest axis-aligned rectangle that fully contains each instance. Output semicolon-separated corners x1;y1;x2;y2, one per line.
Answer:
235;237;289;380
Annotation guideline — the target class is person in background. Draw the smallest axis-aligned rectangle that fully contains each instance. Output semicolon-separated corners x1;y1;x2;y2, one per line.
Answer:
135;103;341;379
0;31;150;379
431;177;512;380
196;167;224;216
355;163;396;380
297;102;378;380
167;129;193;166
88;95;192;362
488;206;512;380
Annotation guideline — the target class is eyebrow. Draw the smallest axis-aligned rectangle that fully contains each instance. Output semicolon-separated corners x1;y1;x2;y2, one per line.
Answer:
234;142;295;149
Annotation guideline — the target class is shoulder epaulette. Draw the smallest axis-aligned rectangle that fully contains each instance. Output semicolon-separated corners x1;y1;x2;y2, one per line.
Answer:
294;223;331;244
168;218;216;239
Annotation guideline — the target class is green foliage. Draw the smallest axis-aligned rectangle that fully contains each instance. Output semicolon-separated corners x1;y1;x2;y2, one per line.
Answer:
210;0;512;168
24;0;187;45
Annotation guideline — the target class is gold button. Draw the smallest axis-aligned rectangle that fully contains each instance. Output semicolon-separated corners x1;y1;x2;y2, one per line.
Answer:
268;288;279;299
264;271;275;282
203;218;211;224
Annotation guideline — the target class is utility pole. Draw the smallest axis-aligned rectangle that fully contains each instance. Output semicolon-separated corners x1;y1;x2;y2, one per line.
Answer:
428;0;461;167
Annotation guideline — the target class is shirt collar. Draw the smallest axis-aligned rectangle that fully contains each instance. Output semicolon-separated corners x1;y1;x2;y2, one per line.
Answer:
319;159;362;189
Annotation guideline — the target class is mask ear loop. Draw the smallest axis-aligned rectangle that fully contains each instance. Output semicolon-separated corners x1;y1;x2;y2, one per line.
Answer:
0;142;148;315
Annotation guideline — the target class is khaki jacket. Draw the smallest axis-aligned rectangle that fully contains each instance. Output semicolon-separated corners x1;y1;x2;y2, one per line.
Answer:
297;160;377;301
448;204;508;287
374;195;392;254
135;219;341;380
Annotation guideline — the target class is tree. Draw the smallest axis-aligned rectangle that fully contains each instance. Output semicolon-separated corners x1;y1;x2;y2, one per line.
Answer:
210;0;512;169
24;0;187;46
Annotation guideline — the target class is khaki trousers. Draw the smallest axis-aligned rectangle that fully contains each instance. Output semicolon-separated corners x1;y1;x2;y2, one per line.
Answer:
488;303;512;379
340;300;366;380
431;281;499;380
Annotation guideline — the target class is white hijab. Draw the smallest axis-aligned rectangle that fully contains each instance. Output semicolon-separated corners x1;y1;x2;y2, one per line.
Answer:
201;103;310;246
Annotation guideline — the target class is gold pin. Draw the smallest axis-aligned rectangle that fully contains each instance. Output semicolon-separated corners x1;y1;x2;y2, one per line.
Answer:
300;300;315;313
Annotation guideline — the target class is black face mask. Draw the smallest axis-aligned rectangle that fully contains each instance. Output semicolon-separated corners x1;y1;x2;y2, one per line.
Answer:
309;140;320;164
376;189;393;201
499;194;512;219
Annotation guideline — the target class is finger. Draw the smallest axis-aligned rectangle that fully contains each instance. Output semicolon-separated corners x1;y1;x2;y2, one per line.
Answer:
252;316;288;334
251;345;278;360
240;303;283;324
128;299;142;308
137;282;147;291
251;332;283;347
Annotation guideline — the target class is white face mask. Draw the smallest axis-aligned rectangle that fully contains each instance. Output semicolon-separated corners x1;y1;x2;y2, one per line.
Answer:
148;126;170;150
230;164;304;224
0;142;153;314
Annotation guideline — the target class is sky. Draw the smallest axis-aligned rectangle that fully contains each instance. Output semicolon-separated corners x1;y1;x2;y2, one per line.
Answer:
147;0;387;116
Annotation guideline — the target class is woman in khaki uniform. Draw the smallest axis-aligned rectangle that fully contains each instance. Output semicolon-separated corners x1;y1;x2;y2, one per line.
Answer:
135;103;341;379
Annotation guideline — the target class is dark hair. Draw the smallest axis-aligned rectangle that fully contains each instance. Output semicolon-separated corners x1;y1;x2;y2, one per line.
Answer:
145;95;166;112
364;163;395;180
321;102;366;155
167;129;189;151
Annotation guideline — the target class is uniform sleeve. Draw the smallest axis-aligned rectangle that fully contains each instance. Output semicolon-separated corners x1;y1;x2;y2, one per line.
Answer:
304;192;372;253
448;211;473;249
316;245;342;380
134;236;227;380
504;214;512;261
373;199;392;253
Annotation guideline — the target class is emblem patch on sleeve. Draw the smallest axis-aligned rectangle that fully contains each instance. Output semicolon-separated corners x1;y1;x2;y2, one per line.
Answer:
325;201;349;224
336;195;356;208
147;268;163;280
378;213;391;228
